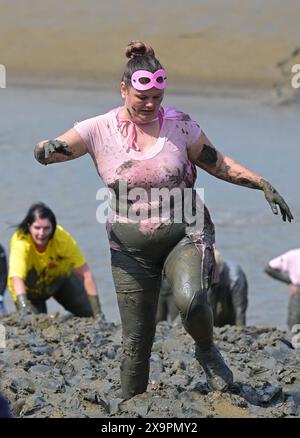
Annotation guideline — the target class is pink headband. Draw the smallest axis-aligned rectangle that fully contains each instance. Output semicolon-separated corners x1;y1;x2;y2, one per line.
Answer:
131;69;167;91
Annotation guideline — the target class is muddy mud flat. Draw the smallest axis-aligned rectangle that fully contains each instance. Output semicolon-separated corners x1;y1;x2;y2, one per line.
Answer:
0;313;299;418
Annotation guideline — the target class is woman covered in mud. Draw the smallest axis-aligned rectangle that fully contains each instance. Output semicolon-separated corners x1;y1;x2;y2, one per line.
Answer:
34;41;293;399
8;203;102;318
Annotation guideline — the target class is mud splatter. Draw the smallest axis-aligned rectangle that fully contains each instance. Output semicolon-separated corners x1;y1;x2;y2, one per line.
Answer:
1;313;299;418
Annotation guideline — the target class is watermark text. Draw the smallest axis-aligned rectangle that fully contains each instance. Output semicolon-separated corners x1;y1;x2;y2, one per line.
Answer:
0;64;6;88
96;182;205;232
291;64;300;89
0;324;6;348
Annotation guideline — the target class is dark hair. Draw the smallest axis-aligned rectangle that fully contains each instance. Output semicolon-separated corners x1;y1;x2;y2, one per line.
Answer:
122;40;164;88
18;202;57;239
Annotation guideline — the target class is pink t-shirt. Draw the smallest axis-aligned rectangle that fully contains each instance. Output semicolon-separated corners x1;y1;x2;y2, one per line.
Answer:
74;106;200;185
269;249;300;285
74;106;208;247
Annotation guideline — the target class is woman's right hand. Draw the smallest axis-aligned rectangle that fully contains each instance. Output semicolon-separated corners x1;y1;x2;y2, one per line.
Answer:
15;294;35;315
34;128;87;165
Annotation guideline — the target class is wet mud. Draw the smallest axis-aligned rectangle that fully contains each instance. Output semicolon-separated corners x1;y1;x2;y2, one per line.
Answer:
1;312;299;418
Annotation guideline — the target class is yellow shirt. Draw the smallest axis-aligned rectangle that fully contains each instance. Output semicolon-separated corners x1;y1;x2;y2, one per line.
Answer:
8;225;86;301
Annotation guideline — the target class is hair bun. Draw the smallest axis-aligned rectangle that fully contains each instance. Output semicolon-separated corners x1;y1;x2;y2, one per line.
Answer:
125;41;155;59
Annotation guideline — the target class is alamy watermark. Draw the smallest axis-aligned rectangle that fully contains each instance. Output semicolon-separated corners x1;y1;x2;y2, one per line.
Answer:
0;324;6;348
96;181;205;232
291;64;300;89
0;64;6;88
291;324;300;349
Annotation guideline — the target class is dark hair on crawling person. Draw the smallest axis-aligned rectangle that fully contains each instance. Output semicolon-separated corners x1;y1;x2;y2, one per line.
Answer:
18;202;57;239
122;40;164;88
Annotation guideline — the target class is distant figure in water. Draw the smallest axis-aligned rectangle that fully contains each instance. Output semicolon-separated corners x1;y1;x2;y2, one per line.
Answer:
156;250;248;327
265;248;300;329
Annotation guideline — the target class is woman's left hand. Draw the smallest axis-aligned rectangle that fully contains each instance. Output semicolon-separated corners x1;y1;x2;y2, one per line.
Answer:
261;180;294;222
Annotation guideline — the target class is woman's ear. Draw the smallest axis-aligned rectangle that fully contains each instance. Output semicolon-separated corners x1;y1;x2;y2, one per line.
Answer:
120;82;127;99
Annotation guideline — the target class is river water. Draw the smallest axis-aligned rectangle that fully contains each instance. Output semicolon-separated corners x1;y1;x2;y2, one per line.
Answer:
0;84;299;329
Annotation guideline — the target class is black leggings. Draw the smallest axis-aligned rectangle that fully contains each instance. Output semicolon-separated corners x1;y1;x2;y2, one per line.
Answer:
25;274;93;317
110;222;215;399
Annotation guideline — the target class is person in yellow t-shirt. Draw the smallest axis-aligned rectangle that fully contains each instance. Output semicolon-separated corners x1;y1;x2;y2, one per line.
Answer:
8;202;103;318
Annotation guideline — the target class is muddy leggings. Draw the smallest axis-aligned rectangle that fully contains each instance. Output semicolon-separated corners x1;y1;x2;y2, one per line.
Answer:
25;274;93;317
110;222;215;399
287;286;300;329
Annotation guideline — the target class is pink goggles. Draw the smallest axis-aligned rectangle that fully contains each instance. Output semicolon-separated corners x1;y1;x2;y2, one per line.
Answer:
131;69;167;91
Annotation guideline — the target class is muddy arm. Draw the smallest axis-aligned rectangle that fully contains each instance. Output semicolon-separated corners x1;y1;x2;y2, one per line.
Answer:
34;128;87;165
188;131;293;222
265;264;291;285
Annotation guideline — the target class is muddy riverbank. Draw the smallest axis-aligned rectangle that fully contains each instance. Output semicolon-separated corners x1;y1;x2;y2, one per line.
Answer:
0;312;299;418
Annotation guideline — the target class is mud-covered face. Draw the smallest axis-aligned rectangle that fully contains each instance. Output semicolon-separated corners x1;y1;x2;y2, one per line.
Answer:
29;217;53;250
120;82;164;123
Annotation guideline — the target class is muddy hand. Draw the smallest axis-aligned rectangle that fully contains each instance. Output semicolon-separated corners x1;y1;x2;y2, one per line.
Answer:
261;179;294;222
44;140;72;159
34;139;72;165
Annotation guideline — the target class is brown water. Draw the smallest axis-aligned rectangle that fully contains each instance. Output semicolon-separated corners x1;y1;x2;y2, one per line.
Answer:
1;0;300;91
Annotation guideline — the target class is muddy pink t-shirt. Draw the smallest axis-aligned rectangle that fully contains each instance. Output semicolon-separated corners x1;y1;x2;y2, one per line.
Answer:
269;249;300;285
74;106;212;249
74;106;200;184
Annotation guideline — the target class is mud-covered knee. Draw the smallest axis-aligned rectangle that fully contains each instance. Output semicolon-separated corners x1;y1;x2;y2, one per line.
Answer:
184;290;213;333
172;280;199;317
183;291;213;347
185;290;209;319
